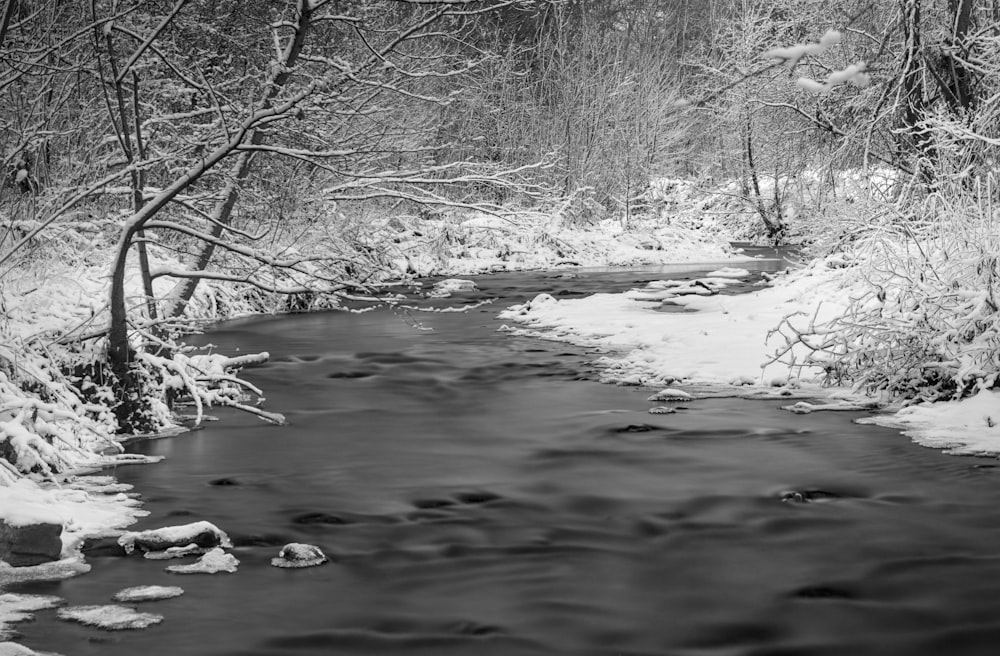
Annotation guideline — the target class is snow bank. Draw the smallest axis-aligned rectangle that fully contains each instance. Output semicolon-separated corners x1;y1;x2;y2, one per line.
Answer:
0;594;61;640
0;476;148;557
859;390;1000;455
0;642;61;656
499;259;856;388
376;213;749;277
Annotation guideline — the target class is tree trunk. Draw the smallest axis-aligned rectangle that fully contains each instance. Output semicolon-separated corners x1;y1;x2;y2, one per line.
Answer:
163;0;313;319
106;0;315;430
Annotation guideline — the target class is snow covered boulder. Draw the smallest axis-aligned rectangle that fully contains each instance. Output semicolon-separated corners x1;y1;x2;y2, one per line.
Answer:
117;521;231;556
646;388;693;402
428;279;478;297
270;543;328;569
0;520;62;567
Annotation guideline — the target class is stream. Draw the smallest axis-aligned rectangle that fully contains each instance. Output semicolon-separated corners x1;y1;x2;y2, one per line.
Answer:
12;250;1000;656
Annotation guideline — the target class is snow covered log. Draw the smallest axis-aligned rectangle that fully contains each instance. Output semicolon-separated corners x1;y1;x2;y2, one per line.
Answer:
117;521;231;555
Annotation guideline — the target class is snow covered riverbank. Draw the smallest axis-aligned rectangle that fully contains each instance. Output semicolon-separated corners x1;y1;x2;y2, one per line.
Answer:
498;255;1000;456
0;217;749;648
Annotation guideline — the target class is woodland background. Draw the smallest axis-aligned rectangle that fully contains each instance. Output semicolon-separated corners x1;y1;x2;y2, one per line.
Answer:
1;0;998;477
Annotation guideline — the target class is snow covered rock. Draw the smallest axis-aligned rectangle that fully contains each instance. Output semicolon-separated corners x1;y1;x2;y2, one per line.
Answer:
142;544;206;560
56;604;163;630
646;388;693;402
501;293;557;317
428;279;478;297
118;521;231;555
270;543;328;569
0;520;62;567
648;406;677;415
165;548;238;574
706;267;750;278
112;586;184;603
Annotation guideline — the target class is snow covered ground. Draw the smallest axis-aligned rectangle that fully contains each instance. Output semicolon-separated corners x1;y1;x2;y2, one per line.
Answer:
499;257;856;388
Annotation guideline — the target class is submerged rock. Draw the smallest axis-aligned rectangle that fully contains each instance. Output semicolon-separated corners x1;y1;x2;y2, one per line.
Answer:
0;521;63;567
270;543;328;569
648;406;677;415
112;586;184;603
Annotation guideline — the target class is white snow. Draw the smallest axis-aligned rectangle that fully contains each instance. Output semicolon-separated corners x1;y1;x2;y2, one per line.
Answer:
647;388;694;401
764;29;841;66
0;477;148;557
706;267;751;278
165;548;239;574
0;642;61;656
499;258;854;388
142;544;207;560
112;586;184;603
0;594;61;640
859;390;1000;455
56;604;163;630
428;279;477;297
0;559;90;586
118;521;231;555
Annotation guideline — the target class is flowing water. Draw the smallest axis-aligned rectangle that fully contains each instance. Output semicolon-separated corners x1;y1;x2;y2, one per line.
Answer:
13;252;1000;656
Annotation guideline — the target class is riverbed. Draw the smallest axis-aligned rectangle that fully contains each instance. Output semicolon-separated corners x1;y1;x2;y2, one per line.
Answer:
12;255;1000;656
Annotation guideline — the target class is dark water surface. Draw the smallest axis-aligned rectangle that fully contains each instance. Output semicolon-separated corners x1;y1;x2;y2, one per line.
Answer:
14;254;1000;656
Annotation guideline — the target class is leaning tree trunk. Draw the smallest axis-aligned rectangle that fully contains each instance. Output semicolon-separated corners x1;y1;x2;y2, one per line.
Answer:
106;0;314;431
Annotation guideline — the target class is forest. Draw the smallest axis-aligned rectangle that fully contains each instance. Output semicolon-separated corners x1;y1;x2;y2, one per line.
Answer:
1;0;998;482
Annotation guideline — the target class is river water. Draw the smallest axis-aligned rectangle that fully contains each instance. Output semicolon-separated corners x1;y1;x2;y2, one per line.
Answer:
13;253;1000;656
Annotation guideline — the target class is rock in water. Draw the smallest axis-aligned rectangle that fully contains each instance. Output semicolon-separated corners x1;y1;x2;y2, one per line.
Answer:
0;521;62;566
429;278;478;297
270;543;328;569
118;521;231;555
646;388;693;402
112;585;185;603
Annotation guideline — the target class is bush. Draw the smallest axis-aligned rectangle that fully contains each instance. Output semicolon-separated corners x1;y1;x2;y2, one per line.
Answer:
770;177;1000;402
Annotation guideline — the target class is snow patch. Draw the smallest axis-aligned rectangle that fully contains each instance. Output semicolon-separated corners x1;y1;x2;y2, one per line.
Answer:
428;279;477;297
0;594;62;640
706;267;750;278
859;390;1000;455
112;586;184;603
165;548;239;574
56;605;163;630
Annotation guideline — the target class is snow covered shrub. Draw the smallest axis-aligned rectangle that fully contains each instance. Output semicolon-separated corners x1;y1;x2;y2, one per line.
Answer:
771;178;1000;401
